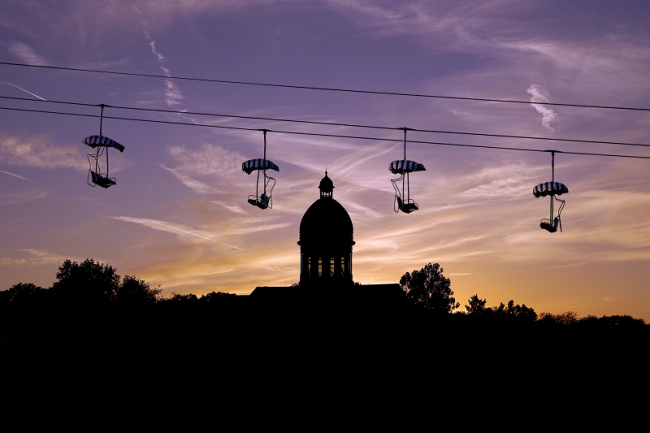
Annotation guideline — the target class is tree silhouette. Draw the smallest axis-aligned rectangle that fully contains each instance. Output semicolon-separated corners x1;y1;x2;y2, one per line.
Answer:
199;291;236;303
490;299;537;320
512;303;537;320
3;282;44;304
51;258;120;304
399;263;459;313
465;294;487;315
114;275;162;305
539;311;578;325
165;292;199;303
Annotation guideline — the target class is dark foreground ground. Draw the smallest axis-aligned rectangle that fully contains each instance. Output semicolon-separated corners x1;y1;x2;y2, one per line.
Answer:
3;296;647;377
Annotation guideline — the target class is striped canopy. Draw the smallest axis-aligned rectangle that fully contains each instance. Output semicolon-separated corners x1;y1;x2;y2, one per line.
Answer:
533;182;569;197
242;158;280;175
83;135;125;152
388;160;426;174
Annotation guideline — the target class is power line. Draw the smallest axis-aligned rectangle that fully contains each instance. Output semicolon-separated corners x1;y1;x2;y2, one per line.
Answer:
2;105;649;160
2;61;649;112
2;95;649;149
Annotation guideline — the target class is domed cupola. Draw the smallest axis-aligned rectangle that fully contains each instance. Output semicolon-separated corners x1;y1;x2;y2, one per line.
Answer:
318;171;334;198
298;171;355;288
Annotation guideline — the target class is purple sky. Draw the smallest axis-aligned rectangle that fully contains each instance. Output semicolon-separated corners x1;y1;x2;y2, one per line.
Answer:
1;1;649;319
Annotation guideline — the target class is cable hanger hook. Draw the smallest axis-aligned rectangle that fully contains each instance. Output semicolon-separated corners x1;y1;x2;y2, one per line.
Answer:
258;129;269;160
545;149;560;182
399;127;414;161
548;150;556;182
99;104;105;136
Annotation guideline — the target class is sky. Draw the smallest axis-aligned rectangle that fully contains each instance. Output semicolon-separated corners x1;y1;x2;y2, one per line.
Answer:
1;0;649;319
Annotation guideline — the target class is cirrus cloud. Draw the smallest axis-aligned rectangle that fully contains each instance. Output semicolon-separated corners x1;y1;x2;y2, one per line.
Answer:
8;42;48;66
0;132;87;170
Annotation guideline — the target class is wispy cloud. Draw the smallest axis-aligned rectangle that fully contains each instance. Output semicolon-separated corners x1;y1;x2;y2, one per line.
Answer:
7;42;48;66
228;222;292;235
527;84;557;132
111;216;241;250
0;190;48;206
459;177;532;200
0;249;87;266
162;144;248;195
0;132;87;170
212;201;248;214
167;144;245;175
0;132;131;173
143;31;184;107
160;164;220;195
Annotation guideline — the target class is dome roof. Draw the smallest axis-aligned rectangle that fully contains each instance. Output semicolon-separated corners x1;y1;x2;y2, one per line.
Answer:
300;198;353;242
299;172;353;244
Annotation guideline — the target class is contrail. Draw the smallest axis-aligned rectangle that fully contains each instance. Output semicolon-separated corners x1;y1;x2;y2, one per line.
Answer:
0;169;37;182
73;195;241;250
1;79;47;101
147;220;239;247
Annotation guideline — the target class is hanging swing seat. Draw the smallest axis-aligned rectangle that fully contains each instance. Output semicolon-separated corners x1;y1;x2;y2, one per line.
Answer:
389;160;425;214
540;217;560;233
90;171;116;188
242;157;278;209
82;105;125;189
396;196;419;213
248;193;270;209
388;128;425;214
83;134;124;188
534;152;568;233
537;195;565;233
242;129;279;211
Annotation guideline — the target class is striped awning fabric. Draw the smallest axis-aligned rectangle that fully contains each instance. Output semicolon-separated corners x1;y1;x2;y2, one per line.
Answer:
83;135;125;152
388;160;426;174
533;182;569;197
242;158;280;174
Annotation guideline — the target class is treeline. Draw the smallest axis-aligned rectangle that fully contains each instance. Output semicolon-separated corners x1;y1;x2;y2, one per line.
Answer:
2;258;647;329
1;258;647;371
0;258;235;306
400;289;648;340
461;293;646;331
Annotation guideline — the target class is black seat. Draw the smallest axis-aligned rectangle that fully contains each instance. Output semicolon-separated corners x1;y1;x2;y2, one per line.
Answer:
248;193;270;209
91;171;116;188
540;217;559;233
397;196;418;214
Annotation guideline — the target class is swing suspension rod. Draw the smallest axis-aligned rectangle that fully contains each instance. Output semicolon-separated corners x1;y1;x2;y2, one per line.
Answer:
399;127;416;202
263;129;267;160
550;151;555;221
402;128;408;201
262;129;267;195
99;104;109;178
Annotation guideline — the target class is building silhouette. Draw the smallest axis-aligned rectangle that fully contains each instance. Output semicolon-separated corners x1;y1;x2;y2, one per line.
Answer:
251;171;401;303
298;171;355;289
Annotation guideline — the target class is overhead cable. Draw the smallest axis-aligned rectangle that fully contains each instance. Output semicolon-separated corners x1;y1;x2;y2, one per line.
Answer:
2;105;649;160
2;95;649;149
1;61;649;112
